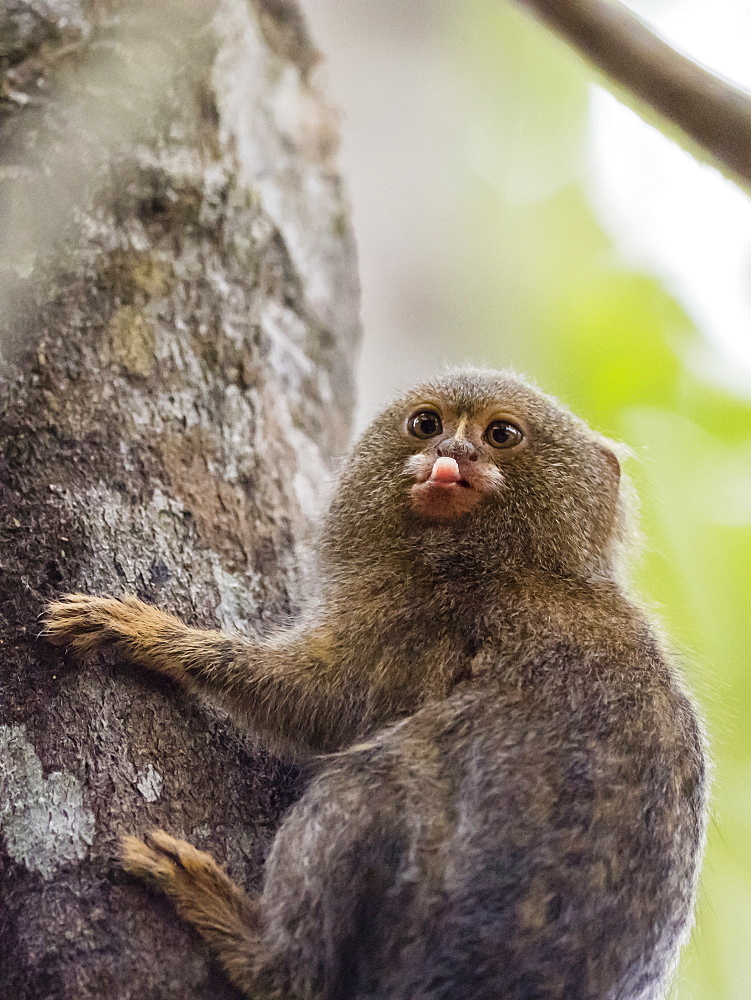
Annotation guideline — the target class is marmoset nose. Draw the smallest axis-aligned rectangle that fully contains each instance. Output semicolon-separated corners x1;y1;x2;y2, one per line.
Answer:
437;438;479;462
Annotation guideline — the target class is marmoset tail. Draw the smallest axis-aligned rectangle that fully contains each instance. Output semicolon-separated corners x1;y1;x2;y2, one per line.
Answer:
46;369;707;1000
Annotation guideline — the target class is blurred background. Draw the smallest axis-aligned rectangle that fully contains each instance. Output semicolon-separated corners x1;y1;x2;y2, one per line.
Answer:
303;0;751;997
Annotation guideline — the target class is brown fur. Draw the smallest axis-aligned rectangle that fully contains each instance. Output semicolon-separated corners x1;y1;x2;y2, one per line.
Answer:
45;369;707;1000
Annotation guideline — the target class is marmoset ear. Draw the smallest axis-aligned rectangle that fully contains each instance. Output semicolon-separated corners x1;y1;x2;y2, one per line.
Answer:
599;442;621;485
598;437;635;490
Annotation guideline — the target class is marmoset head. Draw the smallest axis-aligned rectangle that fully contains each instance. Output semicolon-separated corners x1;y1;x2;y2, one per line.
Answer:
322;369;632;582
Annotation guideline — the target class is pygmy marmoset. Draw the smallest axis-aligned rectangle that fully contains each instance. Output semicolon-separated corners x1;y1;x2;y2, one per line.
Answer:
45;369;707;1000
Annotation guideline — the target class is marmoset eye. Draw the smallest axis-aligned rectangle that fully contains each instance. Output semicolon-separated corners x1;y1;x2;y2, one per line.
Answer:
485;420;523;449
408;410;443;439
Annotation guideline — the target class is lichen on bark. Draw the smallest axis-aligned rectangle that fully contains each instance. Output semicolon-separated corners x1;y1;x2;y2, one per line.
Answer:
0;0;359;996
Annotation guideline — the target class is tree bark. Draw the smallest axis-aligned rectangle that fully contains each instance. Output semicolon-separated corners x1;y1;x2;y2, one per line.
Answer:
0;2;359;997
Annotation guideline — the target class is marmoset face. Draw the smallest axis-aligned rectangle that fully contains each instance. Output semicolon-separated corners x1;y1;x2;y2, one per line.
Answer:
326;369;627;579
392;372;620;535
402;400;528;522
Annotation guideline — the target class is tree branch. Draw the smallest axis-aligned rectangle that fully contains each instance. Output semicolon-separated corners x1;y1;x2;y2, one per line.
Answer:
514;0;751;190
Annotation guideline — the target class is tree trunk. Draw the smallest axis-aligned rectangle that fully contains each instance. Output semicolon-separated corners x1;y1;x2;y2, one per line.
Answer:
0;2;359;997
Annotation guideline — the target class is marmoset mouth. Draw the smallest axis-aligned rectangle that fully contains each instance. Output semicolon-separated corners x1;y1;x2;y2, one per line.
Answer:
404;452;505;520
428;456;464;484
410;460;483;518
424;478;472;490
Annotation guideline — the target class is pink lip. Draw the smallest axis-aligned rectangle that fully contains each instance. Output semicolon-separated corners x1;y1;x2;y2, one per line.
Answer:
428;457;471;488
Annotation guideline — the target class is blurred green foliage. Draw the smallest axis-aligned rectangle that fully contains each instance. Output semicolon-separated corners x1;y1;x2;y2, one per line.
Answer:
448;3;751;997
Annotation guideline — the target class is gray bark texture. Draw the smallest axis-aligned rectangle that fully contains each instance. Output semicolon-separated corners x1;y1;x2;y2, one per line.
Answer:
0;1;359;997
